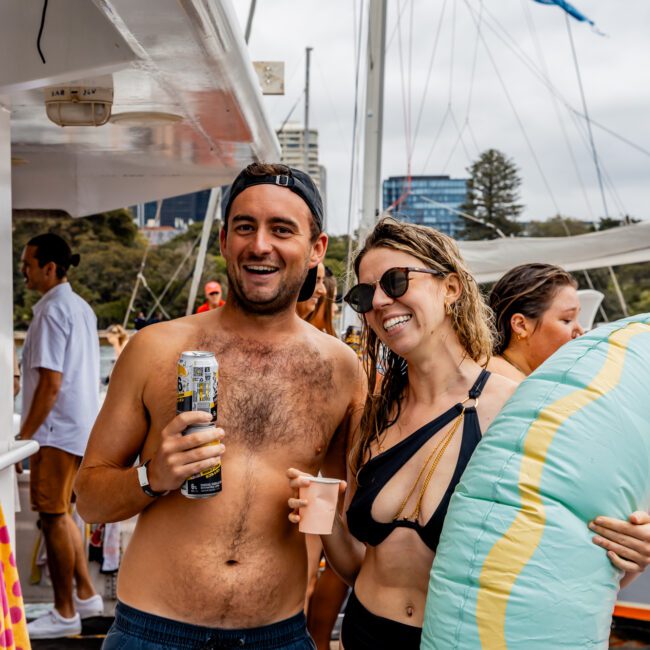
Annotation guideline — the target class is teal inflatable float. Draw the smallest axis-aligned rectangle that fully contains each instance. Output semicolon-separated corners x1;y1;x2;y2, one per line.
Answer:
421;314;650;649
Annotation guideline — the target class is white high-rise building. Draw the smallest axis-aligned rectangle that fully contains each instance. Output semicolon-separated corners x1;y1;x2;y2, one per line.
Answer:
276;123;321;190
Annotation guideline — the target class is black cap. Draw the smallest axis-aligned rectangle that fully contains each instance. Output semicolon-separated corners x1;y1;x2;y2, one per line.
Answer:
223;164;324;302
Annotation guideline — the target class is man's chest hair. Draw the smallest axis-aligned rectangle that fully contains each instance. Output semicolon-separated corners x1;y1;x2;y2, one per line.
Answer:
204;334;338;449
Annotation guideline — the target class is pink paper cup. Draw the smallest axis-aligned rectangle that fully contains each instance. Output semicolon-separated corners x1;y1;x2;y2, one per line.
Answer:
298;477;341;535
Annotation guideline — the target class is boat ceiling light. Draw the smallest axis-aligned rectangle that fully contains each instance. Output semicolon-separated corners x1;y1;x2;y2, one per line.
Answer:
44;75;114;127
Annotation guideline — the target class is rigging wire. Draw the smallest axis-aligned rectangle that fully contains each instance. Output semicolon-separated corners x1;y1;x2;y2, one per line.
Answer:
421;105;452;173
463;0;561;215
315;57;352;149
344;0;367;296
447;0;457;109
276;90;305;134
461;0;484;157
519;0;607;320
575;114;650;159
474;2;650;161
385;0;410;52
565;14;609;218
442;112;472;172
411;0;449;151
521;0;594;219
388;0;415;211
269;53;304;125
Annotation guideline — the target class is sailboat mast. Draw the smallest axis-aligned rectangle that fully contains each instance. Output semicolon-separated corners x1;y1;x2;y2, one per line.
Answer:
358;0;387;245
304;46;313;176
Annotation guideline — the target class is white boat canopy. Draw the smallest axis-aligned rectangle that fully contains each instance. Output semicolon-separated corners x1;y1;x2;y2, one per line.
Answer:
457;221;650;283
2;0;279;217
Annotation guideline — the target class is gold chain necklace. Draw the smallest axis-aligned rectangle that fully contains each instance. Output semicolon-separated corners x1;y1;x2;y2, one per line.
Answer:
502;352;527;376
393;410;465;522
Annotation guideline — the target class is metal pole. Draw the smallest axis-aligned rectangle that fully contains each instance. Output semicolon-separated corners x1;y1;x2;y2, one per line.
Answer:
342;0;387;335
358;0;387;245
154;199;162;227
0;107;18;547
122;243;149;329
608;266;629;317
185;188;221;316
303;46;313;175
244;0;257;44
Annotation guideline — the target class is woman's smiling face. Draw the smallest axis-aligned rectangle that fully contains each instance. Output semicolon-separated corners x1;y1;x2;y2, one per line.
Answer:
358;246;447;358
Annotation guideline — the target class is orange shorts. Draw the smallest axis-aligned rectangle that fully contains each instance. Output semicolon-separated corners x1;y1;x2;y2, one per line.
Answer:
29;446;81;515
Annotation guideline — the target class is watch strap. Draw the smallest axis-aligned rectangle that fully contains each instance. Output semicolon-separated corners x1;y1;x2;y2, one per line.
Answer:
137;460;169;498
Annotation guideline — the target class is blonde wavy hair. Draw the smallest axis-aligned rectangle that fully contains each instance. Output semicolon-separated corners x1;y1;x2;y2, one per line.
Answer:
350;217;494;476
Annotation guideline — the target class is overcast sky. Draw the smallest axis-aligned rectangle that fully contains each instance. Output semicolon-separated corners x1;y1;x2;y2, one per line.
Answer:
233;1;650;235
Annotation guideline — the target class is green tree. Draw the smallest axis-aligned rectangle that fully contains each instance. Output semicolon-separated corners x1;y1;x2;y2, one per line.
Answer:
13;209;146;330
323;234;354;297
460;149;524;240
526;215;594;237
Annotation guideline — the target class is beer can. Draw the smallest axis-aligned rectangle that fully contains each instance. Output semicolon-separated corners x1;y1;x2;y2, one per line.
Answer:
177;351;221;499
180;423;222;499
177;351;218;419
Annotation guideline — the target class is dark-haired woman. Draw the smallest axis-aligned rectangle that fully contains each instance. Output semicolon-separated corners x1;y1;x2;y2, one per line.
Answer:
487;263;583;381
488;262;650;587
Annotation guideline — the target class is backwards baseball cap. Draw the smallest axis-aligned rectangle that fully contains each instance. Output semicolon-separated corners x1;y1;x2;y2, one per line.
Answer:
223;163;324;302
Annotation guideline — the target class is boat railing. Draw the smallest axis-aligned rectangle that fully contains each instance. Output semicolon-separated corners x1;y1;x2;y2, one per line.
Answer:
0;439;39;472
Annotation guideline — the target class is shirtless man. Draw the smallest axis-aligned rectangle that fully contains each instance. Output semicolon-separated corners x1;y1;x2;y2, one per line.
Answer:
75;163;364;649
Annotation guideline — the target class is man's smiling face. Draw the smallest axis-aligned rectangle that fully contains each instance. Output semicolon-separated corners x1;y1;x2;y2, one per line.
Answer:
220;184;326;315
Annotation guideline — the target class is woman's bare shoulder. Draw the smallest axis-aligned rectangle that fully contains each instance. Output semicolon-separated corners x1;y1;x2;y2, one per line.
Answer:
486;355;526;383
482;367;518;407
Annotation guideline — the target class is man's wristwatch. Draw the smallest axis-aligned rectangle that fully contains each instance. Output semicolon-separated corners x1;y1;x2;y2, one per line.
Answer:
137;460;169;498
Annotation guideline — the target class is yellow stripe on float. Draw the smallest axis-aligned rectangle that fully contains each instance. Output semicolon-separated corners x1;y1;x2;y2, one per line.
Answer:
476;321;649;649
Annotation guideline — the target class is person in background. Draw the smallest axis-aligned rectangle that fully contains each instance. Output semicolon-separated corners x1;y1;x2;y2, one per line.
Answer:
106;324;130;359
487;263;583;381
296;263;327;321
307;267;338;337
487;262;650;576
18;233;103;639
104;325;131;385
196;280;225;313
134;311;148;331
13;346;20;398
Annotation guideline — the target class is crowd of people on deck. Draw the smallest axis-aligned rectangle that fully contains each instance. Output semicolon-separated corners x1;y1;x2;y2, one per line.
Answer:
12;163;650;649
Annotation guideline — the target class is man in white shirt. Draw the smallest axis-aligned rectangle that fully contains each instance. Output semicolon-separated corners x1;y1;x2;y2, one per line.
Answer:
18;233;103;639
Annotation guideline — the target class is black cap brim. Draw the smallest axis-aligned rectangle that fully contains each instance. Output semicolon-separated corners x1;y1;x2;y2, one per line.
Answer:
297;265;318;302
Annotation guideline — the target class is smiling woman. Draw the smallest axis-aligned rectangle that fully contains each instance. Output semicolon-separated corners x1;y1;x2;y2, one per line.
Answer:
287;217;517;650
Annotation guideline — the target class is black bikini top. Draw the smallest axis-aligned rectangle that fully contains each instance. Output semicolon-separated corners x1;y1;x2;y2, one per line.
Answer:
346;370;490;552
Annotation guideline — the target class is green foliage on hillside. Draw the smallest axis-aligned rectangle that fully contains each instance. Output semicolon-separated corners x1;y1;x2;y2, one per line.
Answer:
12;212;226;329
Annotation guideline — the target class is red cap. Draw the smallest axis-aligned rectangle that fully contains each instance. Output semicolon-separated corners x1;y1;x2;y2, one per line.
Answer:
204;281;222;297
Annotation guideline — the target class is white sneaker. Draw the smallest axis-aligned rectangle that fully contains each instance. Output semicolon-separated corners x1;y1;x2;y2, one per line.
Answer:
73;593;104;619
28;609;82;639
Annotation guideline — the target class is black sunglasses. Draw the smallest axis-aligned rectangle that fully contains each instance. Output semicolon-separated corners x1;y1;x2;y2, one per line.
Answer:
344;267;445;314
